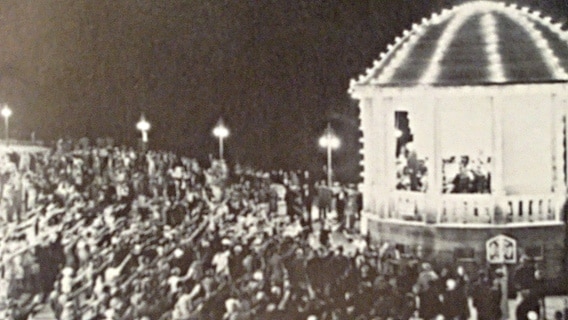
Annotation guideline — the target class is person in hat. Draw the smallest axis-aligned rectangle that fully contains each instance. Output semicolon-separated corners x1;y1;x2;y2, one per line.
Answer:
516;289;541;320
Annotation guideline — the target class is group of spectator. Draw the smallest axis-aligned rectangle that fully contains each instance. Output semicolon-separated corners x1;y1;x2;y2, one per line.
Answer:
443;155;491;194
396;143;428;193
0;140;559;320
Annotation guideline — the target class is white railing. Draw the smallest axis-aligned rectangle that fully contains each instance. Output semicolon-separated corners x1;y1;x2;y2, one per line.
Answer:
501;194;558;223
389;191;426;222
383;192;562;225
439;194;494;224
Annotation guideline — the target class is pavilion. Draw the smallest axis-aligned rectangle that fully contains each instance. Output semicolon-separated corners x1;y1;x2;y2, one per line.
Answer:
349;1;568;283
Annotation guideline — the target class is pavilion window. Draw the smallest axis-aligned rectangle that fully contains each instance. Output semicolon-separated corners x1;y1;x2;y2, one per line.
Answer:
395;111;428;192
442;155;491;194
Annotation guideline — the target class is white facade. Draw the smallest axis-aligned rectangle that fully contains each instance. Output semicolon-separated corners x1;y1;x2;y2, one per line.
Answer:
353;84;567;230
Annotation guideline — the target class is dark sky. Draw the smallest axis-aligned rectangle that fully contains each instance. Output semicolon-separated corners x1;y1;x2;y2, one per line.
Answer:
1;0;567;181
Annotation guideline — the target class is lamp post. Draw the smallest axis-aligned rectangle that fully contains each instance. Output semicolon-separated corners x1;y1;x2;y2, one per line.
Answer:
319;123;340;187
1;104;12;146
136;114;150;151
213;118;229;160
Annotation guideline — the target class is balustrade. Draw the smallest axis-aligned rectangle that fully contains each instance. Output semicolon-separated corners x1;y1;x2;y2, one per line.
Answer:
439;194;493;224
502;195;557;223
389;191;426;221
385;192;561;225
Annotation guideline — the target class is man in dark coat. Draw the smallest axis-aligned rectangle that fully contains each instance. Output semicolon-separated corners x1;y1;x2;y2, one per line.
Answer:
472;272;502;320
513;255;536;294
516;289;540;320
317;182;332;221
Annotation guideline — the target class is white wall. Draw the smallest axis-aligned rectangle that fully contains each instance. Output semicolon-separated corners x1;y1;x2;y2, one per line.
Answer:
501;93;553;195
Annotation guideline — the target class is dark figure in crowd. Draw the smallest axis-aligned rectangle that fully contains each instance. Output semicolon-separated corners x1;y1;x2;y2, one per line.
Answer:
302;183;313;226
317;181;332;221
268;187;279;216
513;255;536;294
472;271;502;320
335;188;346;228
516;289;541;320
442;277;468;320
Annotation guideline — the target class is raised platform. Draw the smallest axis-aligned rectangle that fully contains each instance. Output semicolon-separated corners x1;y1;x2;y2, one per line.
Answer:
363;213;567;285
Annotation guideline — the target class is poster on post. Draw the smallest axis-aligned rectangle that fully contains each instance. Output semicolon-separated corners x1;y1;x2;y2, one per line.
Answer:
486;234;517;264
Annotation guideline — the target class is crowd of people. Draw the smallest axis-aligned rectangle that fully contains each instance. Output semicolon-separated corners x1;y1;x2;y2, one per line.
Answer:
443;155;491;194
0;140;560;320
396;143;428;193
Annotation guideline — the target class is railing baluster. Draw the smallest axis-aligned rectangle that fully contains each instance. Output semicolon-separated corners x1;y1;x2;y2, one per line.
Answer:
507;201;514;223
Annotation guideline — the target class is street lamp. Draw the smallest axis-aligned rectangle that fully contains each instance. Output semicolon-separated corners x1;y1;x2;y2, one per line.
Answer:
319;123;340;187
136;114;150;150
213;118;229;160
1;104;12;146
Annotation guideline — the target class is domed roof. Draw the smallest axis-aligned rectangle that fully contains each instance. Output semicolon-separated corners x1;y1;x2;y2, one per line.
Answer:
350;1;568;89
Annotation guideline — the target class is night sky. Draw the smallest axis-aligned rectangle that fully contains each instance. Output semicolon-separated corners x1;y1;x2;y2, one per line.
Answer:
1;0;568;182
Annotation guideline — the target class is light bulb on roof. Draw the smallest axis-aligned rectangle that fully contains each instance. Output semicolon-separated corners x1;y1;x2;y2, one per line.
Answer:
403;30;410;37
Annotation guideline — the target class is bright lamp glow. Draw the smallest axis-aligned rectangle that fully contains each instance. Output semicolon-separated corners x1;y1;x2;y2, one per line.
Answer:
213;120;229;138
136;115;150;132
1;105;12;118
319;134;340;149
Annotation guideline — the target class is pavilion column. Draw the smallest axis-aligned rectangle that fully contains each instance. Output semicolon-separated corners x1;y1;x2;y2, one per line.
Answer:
360;97;382;217
431;102;443;223
554;93;567;221
384;96;397;218
491;96;505;223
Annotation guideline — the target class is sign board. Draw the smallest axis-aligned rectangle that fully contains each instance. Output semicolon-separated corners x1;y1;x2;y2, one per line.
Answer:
486;234;517;264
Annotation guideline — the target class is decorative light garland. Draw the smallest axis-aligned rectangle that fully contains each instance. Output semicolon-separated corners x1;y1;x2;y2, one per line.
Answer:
349;0;568;93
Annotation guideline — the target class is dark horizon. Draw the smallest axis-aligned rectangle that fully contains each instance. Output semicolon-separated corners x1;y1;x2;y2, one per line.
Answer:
1;0;567;182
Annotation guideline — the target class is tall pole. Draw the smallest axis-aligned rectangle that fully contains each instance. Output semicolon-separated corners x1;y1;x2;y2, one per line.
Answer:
4;116;8;146
213;118;229;161
320;122;339;188
142;130;148;151
327;129;332;187
219;136;224;160
136;114;150;152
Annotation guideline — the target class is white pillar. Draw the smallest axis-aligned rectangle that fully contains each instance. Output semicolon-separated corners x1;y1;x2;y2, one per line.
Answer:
432;102;443;223
385;97;397;194
554;93;567;221
378;98;390;218
491;96;505;223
